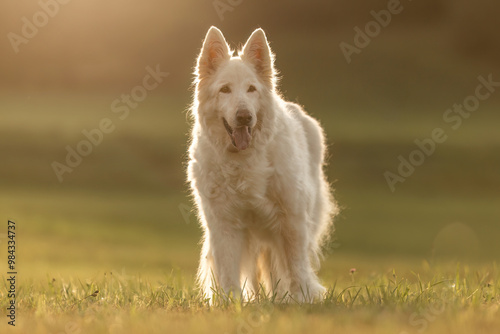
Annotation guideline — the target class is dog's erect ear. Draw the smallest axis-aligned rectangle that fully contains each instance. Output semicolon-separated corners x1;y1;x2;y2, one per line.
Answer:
241;28;275;85
197;26;231;80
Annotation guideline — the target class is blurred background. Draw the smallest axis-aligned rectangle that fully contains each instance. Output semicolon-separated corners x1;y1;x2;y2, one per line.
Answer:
1;0;499;280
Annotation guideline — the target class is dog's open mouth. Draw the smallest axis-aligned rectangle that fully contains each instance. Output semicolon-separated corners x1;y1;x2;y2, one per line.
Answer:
223;117;252;151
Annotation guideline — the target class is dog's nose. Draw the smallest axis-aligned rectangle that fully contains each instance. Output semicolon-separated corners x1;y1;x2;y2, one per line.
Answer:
236;109;252;126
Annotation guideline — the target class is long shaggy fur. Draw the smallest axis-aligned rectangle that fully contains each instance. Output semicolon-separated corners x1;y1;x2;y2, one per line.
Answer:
187;27;338;302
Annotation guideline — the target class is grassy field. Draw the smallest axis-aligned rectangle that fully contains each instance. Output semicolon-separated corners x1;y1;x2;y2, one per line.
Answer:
1;15;500;333
1;0;500;331
1;89;499;333
1;260;499;333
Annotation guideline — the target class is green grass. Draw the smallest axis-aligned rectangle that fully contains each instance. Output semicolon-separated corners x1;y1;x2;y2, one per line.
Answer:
2;4;500;331
1;42;500;331
1;263;499;333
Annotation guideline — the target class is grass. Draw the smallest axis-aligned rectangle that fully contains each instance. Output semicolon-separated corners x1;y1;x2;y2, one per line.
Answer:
1;25;500;331
1;263;499;333
1;87;499;332
1;89;500;332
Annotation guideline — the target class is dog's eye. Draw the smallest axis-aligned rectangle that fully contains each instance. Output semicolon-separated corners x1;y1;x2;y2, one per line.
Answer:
219;85;231;94
247;85;257;93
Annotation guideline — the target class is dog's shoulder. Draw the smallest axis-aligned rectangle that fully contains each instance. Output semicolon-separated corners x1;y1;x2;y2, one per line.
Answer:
284;101;305;117
283;101;327;164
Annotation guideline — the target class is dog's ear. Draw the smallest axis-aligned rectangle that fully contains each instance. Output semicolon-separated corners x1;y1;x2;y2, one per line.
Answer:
241;28;275;86
197;26;231;80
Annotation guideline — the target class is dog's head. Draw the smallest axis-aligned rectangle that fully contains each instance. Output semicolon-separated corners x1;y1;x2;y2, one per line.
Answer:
194;27;276;152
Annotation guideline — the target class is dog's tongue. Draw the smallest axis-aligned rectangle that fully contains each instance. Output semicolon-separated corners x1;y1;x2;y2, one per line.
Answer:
232;126;251;151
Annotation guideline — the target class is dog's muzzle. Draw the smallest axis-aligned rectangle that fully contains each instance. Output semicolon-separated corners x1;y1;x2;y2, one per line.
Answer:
223;110;253;151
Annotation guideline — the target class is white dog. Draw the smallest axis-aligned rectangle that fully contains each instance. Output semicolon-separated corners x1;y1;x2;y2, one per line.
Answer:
187;27;337;302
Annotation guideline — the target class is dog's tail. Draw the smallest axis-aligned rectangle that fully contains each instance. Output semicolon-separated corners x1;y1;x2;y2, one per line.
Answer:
310;169;339;270
309;116;339;270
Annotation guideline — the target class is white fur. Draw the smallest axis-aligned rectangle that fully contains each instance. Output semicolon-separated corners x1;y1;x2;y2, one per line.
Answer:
187;27;337;302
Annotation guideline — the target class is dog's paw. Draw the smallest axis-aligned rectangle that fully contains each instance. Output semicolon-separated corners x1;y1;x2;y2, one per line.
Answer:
293;281;326;303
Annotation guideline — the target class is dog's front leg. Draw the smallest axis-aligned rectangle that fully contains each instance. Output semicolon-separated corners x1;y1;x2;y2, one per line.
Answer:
207;219;244;298
282;215;326;302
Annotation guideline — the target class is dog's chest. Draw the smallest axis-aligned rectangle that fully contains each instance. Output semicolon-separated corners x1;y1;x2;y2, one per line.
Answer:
195;154;286;229
210;159;271;201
